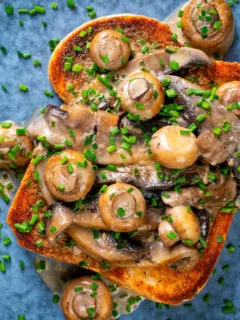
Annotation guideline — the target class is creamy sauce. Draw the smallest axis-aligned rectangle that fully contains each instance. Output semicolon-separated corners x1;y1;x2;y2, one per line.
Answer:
35;256;143;318
164;1;234;59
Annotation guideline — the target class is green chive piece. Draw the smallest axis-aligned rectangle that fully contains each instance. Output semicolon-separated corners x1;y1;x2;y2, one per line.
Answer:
97;75;113;90
72;64;83;73
67;0;76;9
166;88;177;98
5;5;14;15
19;84;28;92
16;127;26;135
33;60;42;67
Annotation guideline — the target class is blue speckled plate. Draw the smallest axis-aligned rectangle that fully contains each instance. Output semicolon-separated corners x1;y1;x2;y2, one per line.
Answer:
0;1;240;319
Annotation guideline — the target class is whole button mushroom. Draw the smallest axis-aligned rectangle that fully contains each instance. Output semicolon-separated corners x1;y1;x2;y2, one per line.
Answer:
217;81;240;117
98;182;146;232
150;125;199;169
44;150;95;202
118;71;164;120
158;206;201;247
90;30;131;70
0;121;33;169
61;276;113;320
182;0;234;56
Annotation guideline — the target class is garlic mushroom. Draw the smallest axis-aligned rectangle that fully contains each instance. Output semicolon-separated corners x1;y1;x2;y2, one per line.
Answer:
217;81;240;116
0;121;33;169
158;206;201;247
44;150;95;202
118;71;164;120
46;203;73;243
98;182;146;232
182;0;234;56
90;30;131;70
150;125;199;169
61;276;113;320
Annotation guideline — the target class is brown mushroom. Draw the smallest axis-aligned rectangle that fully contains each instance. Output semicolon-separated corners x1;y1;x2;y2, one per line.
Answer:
61;276;113;320
44;150;95;202
150;125;199;169
159;206;201;246
0;121;33;169
149;242;200;271
182;0;234;56
98;182;146;232
217;81;240;116
90;30;131;70
67;224;144;262
117;71;164;120
46;203;73;243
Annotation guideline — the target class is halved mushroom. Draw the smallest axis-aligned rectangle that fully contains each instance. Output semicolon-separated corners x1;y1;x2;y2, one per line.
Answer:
116;47;212;78
90;30;131;70
158;220;181;247
67;224;144;262
61;276;113;320
150;125;199;169
98;182;146;232
217;81;240;117
46;203;73;243
44;150;95;202
149;242;200;271
117;71;164;120
182;0;234;56
0;121;33;169
161;206;201;246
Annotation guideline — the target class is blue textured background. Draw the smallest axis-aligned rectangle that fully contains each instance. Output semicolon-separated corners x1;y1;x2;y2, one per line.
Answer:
0;1;240;319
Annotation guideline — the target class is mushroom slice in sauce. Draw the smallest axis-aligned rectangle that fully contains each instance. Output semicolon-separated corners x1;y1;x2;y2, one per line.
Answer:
90;30;131;70
116;47;212;78
158;220;181;247
98;182;146;232
46;203;73;243
67;224;145;262
182;0;234;56
0;121;33;169
97;162;209;189
217;81;240;117
44;150;95;202
61;276;113;320
117;71;164;120
162;176;237;209
150;125;199;169
149;242;200;271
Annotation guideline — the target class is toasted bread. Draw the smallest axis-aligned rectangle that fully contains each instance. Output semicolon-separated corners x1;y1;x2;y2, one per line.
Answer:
7;15;240;305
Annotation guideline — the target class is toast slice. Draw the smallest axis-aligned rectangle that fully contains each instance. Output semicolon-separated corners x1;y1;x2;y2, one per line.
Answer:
7;15;240;304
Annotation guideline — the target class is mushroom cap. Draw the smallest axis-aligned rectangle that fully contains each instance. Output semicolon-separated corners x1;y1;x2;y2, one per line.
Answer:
90;29;131;70
150;125;199;169
166;206;201;245
61;276;113;320
182;0;234;53
98;182;146;232
118;71;164;120
0;122;33;168
217;81;240;116
44;150;95;202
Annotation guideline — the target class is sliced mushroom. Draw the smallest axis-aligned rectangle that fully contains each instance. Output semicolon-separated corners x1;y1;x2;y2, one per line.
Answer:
67;224;145;262
166;206;200;245
61;276;113;320
46;203;73;243
217;81;240;117
0;121;33;169
98;182;146;232
150;125;199;169
116;47;212;78
90;30;131;70
44;150;95;202
117;71;164;120
162;176;237;209
158;220;181;247
182;0;234;56
149;242;200;271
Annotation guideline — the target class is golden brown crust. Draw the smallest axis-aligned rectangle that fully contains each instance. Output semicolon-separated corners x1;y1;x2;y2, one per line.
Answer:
48;14;177;103
8;16;240;305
